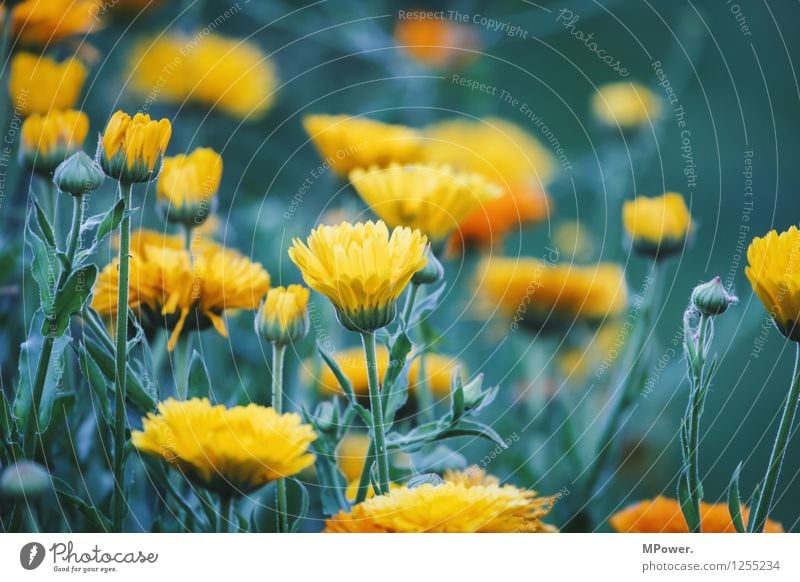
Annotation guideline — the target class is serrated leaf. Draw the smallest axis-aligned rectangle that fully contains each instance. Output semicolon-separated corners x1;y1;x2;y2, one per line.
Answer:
727;462;745;533
27;224;57;310
45;265;98;338
31;199;56;248
187;350;211;400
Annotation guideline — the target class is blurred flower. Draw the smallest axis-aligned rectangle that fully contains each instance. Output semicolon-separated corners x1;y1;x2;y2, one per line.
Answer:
610;497;783;533
336;432;371;483
325;467;555;532
157;148;222;228
113;0;164;12
557;322;624;380
623;192;692;259
476;257;628;331
0;461;50;498
127;33;278;120
303;114;421;176
553;220;594;261
20;109;88;175
288;220;428;332
132;397;316;495
307;345;463;398
99;111;172;183
3;0;99;46
423;118;555;249
394;15;479;69
349;163;501;244
92;229;270;350
256;284;310;346
9;52;87;117
746;226;800;341
592;81;661;129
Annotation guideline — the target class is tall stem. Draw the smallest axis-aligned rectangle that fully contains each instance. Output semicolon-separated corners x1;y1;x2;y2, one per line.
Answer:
173;333;192;400
361;331;390;494
112;182;133;533
0;10;14;139
354;440;376;504
401;283;419;328
271;342;289;532
749;342;800;532
684;313;709;532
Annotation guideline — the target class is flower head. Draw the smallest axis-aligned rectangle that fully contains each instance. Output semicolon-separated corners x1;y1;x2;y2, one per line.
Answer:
5;0;100;46
325;467;555;532
592;82;661;129
394;16;479;69
9;52;87;117
99;111;172;183
157;148;222;227
303;114;421;176
746;226;800;341
132;398;316;495
20;109;88;175
623;192;692;259
349;163;501;244
610;497;783;533
256;285;310;346
92;229;270;350
288;221;428;332
476;257;628;331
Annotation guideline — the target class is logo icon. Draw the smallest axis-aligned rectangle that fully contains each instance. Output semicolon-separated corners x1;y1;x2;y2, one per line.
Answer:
20;542;45;570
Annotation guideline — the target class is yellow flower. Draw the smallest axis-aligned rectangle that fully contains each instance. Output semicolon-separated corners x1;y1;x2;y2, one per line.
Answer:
745;226;800;340
20;109;88;174
610;497;783;533
132;398;316;495
288;220;428;332
325;467;555;532
349;163;501;244
303;114;422;176
256;285;310;345
9;53;87;117
157;148;222;227
592;82;661;128
307;345;464;398
127;33;278;120
4;0;99;46
336;432;371;483
623;192;692;259
100;111;172;183
476;257;628;331
92;229;270;350
394;16;479;69
557;323;624;380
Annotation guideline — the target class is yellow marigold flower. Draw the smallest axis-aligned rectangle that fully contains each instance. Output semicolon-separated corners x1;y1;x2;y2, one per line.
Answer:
326;467;555;533
592;81;661;128
623;192;692;259
9;52;87;117
303;114;422;177
157;148;222;227
745;226;800;341
336;432;371;483
476;257;628;331
99;111;172;183
4;0;99;46
288;220;428;332
610;497;783;533
349;163;501;244
256;285;310;346
127;33;277;120
92;230;270;350
20;109;88;175
394;16;479;69
307;345;463;398
132;397;316;495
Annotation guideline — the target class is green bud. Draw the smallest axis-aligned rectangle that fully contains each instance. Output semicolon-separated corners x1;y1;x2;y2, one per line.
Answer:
0;461;50;499
53;151;105;196
691;276;737;316
411;251;444;286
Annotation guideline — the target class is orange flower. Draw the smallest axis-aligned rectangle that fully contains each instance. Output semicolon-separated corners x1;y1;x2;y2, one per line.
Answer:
4;0;100;46
394;15;479;69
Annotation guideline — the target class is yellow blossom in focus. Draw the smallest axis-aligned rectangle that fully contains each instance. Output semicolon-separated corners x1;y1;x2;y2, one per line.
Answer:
746;226;800;341
157;148;222;226
4;0;99;46
100;111;172;183
623;192;692;259
476;257;628;331
257;285;310;345
592;82;661;128
132;398;316;495
303;114;422;176
288;221;428;332
20;109;88;174
325;467;555;532
610;497;783;533
394;16;479;69
349;163;501;243
336;432;371;483
9;53;87;117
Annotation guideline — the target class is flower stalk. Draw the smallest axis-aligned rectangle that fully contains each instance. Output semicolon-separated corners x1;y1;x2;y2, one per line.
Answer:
361;331;390;495
271;342;289;533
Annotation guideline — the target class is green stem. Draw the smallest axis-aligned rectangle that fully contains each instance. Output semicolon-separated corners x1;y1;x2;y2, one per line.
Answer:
217;496;232;533
749;342;800;532
354;440;376;504
401;283;419;328
414;353;435;423
685;314;709;532
271;342;289;532
361;331;390;495
112;182;133;533
0;10;14;138
173;333;192;400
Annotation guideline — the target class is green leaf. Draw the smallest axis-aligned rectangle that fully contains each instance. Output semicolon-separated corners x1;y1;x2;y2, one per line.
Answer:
31;199;56;248
317;344;371;425
449;368;465;421
0;388;15;448
27;224;57;310
382;330;413;423
727;462;745;533
74;199;128;267
288;478;310;533
438;418;508;450
44;265;98;338
52;477;112;532
187;350;211;400
677;468;700;532
412;282;446;322
76;341;112;425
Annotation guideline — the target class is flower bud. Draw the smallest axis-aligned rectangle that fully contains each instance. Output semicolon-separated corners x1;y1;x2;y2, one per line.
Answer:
256;285;310;345
0;461;50;499
411;250;444;285
98;111;172;183
53;151;105;196
691;276;737;316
